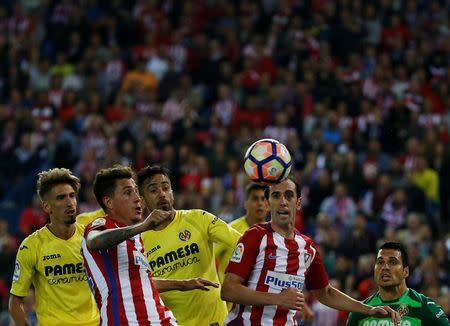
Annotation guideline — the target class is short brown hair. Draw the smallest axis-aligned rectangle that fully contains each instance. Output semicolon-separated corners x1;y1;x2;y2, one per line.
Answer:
37;168;80;200
94;165;135;210
245;183;268;198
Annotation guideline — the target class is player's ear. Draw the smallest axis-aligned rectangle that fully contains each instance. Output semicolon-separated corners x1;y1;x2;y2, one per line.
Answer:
403;266;409;278
296;196;302;210
103;196;113;210
42;200;51;214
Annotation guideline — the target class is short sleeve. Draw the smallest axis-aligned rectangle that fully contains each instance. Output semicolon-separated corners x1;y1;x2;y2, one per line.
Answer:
225;227;262;281
10;238;36;297
424;298;450;325
304;241;329;290
84;217;108;238
202;211;242;249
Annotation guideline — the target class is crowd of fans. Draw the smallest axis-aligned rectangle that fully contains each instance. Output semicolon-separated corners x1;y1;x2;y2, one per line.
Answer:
0;0;449;324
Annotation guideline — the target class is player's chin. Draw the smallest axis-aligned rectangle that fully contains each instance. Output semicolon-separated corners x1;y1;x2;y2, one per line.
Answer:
158;204;171;211
65;216;77;225
377;279;394;287
130;213;143;224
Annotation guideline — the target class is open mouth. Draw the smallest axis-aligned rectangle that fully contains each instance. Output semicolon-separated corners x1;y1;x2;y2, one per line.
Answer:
66;209;76;216
277;210;290;218
380;273;391;281
135;207;142;215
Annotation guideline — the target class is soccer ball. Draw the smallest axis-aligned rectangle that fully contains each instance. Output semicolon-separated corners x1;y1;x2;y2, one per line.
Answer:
244;138;292;184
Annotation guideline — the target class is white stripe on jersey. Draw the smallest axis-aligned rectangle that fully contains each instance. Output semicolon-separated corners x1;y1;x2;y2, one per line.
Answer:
261;233;288;325
82;239;109;326
242;234;268;324
117;240;138;323
134;236;176;324
295;234;307;277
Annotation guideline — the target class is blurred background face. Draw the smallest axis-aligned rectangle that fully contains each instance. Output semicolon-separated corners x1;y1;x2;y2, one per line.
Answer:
245;189;268;222
334;183;347;199
141;174;174;212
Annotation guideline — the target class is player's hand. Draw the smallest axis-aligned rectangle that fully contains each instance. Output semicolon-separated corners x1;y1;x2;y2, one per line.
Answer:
299;303;314;323
278;288;305;311
142;209;172;230
369;306;400;324
182;278;219;291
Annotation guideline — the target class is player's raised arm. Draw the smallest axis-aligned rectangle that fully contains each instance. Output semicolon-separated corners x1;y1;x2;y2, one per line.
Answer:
86;209;171;250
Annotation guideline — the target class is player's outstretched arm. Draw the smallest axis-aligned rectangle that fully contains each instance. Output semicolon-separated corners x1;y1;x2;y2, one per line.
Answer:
9;294;32;326
87;209;171;250
221;273;305;310
153;278;219;293
311;284;400;324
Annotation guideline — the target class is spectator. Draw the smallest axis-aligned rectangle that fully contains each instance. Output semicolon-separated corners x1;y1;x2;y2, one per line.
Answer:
380;188;408;230
320;182;357;228
18;195;48;238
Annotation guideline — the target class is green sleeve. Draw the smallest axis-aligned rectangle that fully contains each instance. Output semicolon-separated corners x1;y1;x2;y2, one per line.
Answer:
424;298;450;325
346;312;361;326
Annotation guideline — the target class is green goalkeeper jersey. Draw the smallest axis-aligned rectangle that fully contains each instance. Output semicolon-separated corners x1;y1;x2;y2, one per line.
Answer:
346;288;449;326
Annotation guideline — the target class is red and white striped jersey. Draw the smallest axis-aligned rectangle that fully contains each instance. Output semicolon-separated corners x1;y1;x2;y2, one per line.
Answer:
82;217;177;326
224;222;329;326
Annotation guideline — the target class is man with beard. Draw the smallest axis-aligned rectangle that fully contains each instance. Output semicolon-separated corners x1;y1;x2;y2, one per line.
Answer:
9;168;99;326
347;241;449;325
137;165;241;326
82;165;217;326
222;178;400;325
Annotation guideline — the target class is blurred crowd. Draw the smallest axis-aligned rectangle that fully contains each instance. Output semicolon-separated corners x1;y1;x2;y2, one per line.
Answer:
0;0;449;324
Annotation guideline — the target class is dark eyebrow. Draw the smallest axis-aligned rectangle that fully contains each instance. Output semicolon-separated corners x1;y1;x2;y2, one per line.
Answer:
377;256;400;261
147;181;170;187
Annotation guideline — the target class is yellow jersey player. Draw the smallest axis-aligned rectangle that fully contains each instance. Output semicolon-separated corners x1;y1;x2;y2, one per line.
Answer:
76;208;105;226
9;168;99;326
215;183;269;283
137;165;242;326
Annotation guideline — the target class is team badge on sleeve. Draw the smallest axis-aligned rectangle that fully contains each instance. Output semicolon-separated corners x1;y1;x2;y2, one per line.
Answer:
230;243;244;263
13;261;21;282
91;218;106;227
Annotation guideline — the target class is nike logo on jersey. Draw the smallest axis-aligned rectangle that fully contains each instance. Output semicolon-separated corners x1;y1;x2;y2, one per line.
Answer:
19;245;28;250
268;253;278;260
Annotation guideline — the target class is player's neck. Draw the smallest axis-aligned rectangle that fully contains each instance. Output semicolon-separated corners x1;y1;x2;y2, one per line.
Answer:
271;222;295;239
246;215;264;227
47;222;76;240
379;283;408;301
